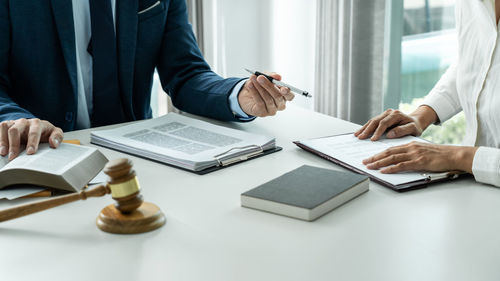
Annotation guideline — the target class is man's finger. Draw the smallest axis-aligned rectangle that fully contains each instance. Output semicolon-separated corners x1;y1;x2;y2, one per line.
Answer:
8;119;28;160
266;72;282;81
26;119;42;155
252;76;277;115
48;127;64;149
243;79;268;117
0;121;12;156
281;88;294;101
256;75;286;110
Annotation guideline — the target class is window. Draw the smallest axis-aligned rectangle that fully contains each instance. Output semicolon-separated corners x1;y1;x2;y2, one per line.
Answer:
399;0;464;144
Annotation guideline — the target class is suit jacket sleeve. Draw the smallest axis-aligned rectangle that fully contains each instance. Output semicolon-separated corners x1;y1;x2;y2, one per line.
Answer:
0;0;36;122
156;0;244;122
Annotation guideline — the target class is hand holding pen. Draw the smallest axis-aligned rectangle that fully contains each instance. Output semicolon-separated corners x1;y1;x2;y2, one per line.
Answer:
237;70;296;117
245;69;312;98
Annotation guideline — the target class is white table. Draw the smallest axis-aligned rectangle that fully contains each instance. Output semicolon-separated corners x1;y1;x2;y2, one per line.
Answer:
1;105;499;281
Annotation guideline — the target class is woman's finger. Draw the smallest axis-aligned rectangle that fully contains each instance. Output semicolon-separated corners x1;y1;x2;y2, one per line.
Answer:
365;153;412;170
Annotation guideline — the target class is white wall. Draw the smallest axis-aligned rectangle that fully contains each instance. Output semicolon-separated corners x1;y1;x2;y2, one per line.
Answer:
203;0;317;110
152;0;317;117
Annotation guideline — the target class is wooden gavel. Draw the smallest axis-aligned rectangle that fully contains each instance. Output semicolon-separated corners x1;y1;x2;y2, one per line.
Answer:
0;158;165;234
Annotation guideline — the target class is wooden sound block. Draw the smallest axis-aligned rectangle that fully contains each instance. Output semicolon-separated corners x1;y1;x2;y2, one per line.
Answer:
96;202;166;234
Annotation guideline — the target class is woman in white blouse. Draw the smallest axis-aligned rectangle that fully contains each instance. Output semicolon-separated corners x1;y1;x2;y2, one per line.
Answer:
357;0;500;187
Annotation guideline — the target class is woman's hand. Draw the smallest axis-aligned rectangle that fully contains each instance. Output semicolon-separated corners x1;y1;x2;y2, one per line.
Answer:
354;106;438;141
362;141;479;174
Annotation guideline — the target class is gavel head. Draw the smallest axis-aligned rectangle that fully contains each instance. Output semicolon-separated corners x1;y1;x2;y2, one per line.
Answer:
103;158;144;213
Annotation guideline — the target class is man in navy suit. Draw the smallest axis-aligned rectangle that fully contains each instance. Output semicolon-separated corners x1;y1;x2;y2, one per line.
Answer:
0;0;294;160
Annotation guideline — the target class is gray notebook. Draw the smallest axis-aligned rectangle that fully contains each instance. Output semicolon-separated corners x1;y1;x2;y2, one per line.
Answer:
241;165;369;221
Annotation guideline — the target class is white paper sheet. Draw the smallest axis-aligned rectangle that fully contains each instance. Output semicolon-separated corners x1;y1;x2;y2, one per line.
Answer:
300;134;444;186
91;113;275;171
0;186;45;200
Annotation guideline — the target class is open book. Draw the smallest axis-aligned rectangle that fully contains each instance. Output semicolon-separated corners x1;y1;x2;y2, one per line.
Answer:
0;143;108;192
90;113;279;173
295;134;461;191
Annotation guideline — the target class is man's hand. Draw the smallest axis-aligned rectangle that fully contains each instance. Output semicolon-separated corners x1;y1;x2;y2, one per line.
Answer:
0;118;64;160
354;106;438;141
238;72;295;117
362;142;478;174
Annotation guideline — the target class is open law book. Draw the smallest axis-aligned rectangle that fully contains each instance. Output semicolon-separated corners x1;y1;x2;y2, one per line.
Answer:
90;113;278;173
295;134;461;191
0;143;108;192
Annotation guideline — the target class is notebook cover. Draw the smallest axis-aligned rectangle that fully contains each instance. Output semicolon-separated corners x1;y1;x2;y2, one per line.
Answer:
242;165;368;209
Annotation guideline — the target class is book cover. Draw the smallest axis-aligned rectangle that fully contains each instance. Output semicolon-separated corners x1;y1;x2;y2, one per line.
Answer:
0;143;108;192
241;165;369;221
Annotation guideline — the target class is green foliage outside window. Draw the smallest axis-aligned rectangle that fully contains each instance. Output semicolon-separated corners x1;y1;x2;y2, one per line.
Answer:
400;1;462;145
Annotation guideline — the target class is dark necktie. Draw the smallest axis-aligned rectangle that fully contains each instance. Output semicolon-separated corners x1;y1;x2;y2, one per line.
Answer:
89;0;126;127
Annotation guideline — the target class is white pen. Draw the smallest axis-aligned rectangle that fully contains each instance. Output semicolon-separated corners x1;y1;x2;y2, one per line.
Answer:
245;68;312;98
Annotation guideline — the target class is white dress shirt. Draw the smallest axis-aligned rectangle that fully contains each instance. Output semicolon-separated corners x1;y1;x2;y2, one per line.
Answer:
422;0;500;186
71;0;248;129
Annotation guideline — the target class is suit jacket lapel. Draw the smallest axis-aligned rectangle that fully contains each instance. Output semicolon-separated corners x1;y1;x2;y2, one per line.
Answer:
50;0;78;102
116;0;139;120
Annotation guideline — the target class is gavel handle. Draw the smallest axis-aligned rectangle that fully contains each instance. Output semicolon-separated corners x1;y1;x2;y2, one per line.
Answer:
0;184;110;223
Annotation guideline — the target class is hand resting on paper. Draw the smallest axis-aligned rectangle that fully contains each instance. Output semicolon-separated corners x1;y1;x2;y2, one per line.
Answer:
238;72;295;117
357;106;478;175
361;141;478;174
0;118;63;161
354;106;438;141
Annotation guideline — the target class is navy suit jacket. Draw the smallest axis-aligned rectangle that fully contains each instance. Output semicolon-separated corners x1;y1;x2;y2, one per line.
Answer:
0;0;244;132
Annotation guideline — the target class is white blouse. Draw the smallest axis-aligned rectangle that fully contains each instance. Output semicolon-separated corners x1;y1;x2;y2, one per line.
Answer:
422;0;500;186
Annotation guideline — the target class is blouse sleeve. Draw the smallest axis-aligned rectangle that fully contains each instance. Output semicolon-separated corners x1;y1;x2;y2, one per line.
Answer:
421;62;462;124
472;147;500;187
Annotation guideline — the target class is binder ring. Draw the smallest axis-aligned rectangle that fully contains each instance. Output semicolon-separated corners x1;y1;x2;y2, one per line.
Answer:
213;145;264;167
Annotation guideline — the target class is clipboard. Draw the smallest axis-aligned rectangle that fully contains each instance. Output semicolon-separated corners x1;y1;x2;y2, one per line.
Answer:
294;139;466;192
95;143;282;175
90;113;282;175
193;146;282;175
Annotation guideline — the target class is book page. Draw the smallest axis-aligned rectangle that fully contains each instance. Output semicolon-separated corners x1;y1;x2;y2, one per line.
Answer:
0;154;8;169
0;186;45;200
300;134;443;186
91;113;274;163
0;143;95;175
123;123;242;155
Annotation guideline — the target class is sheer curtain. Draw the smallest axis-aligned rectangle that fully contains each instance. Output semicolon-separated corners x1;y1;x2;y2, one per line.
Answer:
315;0;387;125
155;0;387;123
